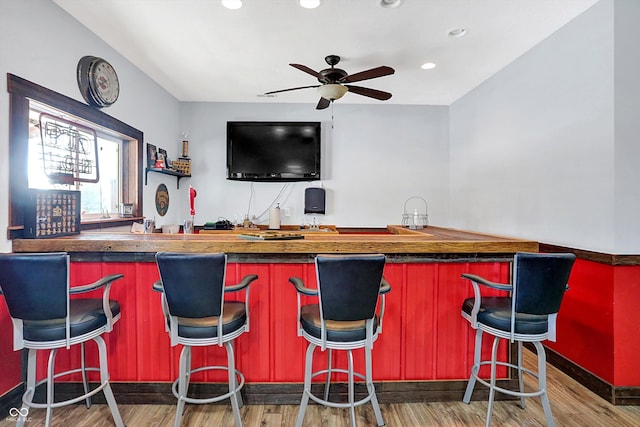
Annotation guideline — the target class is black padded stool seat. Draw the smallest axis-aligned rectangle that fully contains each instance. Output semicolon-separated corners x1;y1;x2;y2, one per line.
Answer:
461;297;551;336
300;305;380;342
23;299;120;342
174;302;247;339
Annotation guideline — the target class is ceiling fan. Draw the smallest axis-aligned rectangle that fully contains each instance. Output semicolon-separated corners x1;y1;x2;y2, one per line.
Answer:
265;55;395;110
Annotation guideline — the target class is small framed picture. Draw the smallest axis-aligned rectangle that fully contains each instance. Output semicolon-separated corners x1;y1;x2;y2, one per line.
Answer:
158;148;171;169
147;144;157;168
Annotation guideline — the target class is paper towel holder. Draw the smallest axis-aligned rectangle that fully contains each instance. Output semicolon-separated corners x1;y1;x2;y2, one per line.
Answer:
304;187;326;214
269;203;281;230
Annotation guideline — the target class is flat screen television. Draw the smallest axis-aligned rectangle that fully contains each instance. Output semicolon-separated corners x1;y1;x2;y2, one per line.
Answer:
226;121;321;182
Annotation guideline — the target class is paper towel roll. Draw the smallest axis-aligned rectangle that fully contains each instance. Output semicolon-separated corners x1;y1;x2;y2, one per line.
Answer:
269;206;281;229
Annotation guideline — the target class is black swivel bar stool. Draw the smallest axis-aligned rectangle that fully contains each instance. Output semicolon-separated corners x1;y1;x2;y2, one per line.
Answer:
290;253;391;427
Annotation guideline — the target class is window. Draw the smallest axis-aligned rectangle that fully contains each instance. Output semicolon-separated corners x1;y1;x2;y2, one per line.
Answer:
7;74;143;238
28;102;126;219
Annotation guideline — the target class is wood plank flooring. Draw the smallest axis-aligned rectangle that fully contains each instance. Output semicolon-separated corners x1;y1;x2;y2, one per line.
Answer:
2;349;639;426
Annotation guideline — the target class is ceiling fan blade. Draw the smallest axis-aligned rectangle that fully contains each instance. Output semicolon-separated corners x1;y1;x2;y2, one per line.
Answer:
290;64;324;80
344;85;392;101
264;84;320;95
316;97;331;110
340;66;395;83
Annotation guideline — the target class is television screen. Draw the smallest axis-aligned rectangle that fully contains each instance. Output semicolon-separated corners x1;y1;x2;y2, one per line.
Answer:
227;121;321;182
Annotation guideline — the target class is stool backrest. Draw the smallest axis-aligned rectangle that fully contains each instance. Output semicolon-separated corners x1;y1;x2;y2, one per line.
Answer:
155;252;226;318
0;252;68;321
513;252;576;315
315;254;385;322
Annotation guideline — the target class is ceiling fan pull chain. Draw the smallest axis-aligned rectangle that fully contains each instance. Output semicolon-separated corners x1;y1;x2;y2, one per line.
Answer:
331;101;335;129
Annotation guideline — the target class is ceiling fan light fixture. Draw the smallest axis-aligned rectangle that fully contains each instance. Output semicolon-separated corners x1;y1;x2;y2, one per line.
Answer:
317;84;348;101
221;0;242;10
380;0;403;8
299;0;321;9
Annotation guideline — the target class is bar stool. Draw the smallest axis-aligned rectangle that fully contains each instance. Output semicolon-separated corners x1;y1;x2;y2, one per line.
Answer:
0;252;125;427
289;254;391;427
460;252;576;426
153;252;258;427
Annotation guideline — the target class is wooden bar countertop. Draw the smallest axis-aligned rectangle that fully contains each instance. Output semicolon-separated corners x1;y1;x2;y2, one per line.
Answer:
11;225;538;255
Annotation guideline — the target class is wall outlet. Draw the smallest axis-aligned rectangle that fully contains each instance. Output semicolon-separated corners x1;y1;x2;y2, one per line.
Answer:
283;207;291;217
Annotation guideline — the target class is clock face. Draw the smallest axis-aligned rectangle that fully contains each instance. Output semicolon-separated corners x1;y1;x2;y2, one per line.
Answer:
77;56;119;108
90;60;119;106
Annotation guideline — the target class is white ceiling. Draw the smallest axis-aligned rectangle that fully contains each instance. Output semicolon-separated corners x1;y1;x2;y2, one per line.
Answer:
54;0;599;106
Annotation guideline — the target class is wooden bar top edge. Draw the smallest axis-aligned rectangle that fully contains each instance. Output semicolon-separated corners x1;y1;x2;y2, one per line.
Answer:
11;225;539;255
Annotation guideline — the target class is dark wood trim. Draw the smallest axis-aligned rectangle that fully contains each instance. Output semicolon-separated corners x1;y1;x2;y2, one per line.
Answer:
3;372;636;410
8;91;29;234
62;252;515;264
0;384;23;421
539;243;640;266
81;217;144;231
614;387;640;406
21;380;518;406
525;343;640;405
7;74;140;137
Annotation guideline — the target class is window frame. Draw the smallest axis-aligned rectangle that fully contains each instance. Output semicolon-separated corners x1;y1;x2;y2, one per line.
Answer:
7;73;143;239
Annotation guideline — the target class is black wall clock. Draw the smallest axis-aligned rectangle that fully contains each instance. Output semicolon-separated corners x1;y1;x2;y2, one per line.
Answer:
77;55;120;108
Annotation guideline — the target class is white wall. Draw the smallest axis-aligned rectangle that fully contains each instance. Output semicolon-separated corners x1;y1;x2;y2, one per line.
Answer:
0;0;181;250
613;0;640;253
178;102;449;228
449;0;623;253
0;0;448;240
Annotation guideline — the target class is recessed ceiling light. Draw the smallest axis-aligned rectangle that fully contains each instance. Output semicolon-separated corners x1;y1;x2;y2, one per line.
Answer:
448;28;468;37
421;62;437;70
300;0;321;8
380;0;403;8
221;0;242;10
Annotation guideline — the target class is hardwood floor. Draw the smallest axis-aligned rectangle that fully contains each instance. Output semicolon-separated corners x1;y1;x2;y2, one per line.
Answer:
2;349;639;426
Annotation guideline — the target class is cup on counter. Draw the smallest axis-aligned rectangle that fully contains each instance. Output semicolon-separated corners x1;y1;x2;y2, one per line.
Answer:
183;219;194;234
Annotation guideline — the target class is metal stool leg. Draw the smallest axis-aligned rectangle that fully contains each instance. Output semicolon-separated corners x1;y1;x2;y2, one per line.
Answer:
228;341;244;410
324;348;333;401
16;350;37;427
95;336;124;427
45;349;58;427
347;350;356;427
517;341;526;409
365;344;384;426
463;328;483;404
81;342;92;408
225;341;243;427
485;336;501;427
174;345;191;427
295;343;316;427
534;341;556;427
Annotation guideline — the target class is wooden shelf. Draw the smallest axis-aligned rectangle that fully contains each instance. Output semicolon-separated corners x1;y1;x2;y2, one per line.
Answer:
145;167;190;189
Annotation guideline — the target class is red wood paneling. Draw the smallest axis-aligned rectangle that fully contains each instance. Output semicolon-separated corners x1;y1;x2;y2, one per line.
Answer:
613;265;640;385
6;255;639;392
546;259;615;382
232;263;272;383
270;263;315;382
22;259;513;386
0;300;22;396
